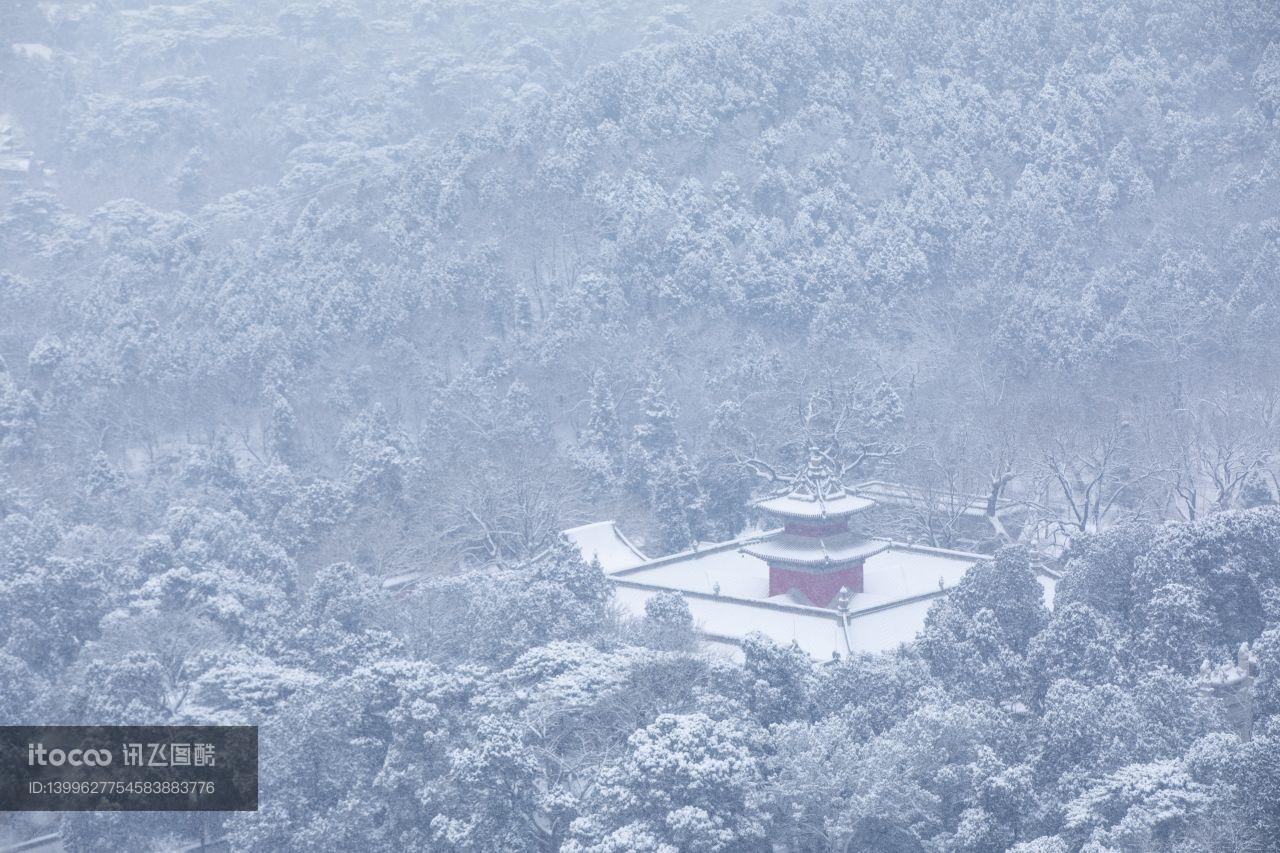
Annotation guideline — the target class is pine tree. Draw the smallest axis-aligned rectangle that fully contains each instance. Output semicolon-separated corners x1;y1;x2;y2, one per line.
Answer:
629;370;680;479
1132;583;1216;672
574;369;624;488
266;392;297;462
625;371;707;550
1027;603;1126;697
647;452;706;552
918;546;1048;701
582;370;623;460
641;591;695;650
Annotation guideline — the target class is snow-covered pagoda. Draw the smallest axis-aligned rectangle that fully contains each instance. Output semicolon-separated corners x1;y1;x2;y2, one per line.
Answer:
741;449;888;607
564;452;1059;661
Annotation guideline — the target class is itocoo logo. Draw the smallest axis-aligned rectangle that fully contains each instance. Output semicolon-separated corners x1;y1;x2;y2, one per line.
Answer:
27;743;113;767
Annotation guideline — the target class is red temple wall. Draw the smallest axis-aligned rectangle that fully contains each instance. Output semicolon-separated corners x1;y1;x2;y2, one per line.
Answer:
768;562;864;606
782;519;850;537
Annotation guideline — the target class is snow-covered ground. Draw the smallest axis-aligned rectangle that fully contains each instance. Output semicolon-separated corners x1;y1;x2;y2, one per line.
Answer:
562;521;649;571
573;522;1059;658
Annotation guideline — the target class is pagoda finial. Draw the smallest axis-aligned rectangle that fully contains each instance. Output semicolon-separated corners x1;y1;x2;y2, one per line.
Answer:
750;445;875;526
789;445;847;503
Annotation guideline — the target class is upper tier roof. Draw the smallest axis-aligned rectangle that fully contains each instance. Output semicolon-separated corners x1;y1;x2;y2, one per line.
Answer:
753;448;876;520
755;490;876;520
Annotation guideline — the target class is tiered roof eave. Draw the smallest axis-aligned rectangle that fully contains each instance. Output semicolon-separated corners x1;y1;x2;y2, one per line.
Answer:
741;531;889;567
754;490;876;520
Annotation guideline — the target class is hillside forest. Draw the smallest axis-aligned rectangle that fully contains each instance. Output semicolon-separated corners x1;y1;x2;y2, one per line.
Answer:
2;0;1280;850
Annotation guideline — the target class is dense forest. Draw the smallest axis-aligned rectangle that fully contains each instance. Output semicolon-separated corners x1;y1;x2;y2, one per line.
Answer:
2;0;1280;849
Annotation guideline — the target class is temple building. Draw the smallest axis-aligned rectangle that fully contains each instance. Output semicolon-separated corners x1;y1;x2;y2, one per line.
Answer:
565;451;1058;660
741;449;886;606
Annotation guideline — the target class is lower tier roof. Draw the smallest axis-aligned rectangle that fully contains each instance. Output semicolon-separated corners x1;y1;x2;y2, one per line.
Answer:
740;531;890;567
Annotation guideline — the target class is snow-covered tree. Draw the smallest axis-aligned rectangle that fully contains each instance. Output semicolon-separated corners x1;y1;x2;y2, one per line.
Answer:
566;713;769;852
919;547;1048;700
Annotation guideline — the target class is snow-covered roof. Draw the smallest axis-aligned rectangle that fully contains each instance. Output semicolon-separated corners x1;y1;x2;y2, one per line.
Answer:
608;532;979;604
741;532;889;567
613;582;850;656
754;448;876;520
755;490;876;520
611;574;958;658
562;520;648;572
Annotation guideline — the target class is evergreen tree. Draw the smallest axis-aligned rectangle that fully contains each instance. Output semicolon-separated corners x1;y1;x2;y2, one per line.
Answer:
628;370;681;488
1027;603;1127;698
919;547;1048;701
640;590;696;650
583;369;623;461
575;369;625;488
1055;523;1157;623
565;713;769;852
1132;583;1217;672
1132;509;1280;648
647;452;706;553
628;371;707;551
1237;718;1280;844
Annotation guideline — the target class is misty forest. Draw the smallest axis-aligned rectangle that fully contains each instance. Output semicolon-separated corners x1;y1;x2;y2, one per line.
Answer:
3;0;1280;850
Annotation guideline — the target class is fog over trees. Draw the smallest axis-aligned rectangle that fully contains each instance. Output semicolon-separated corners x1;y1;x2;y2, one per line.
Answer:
2;0;1280;850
